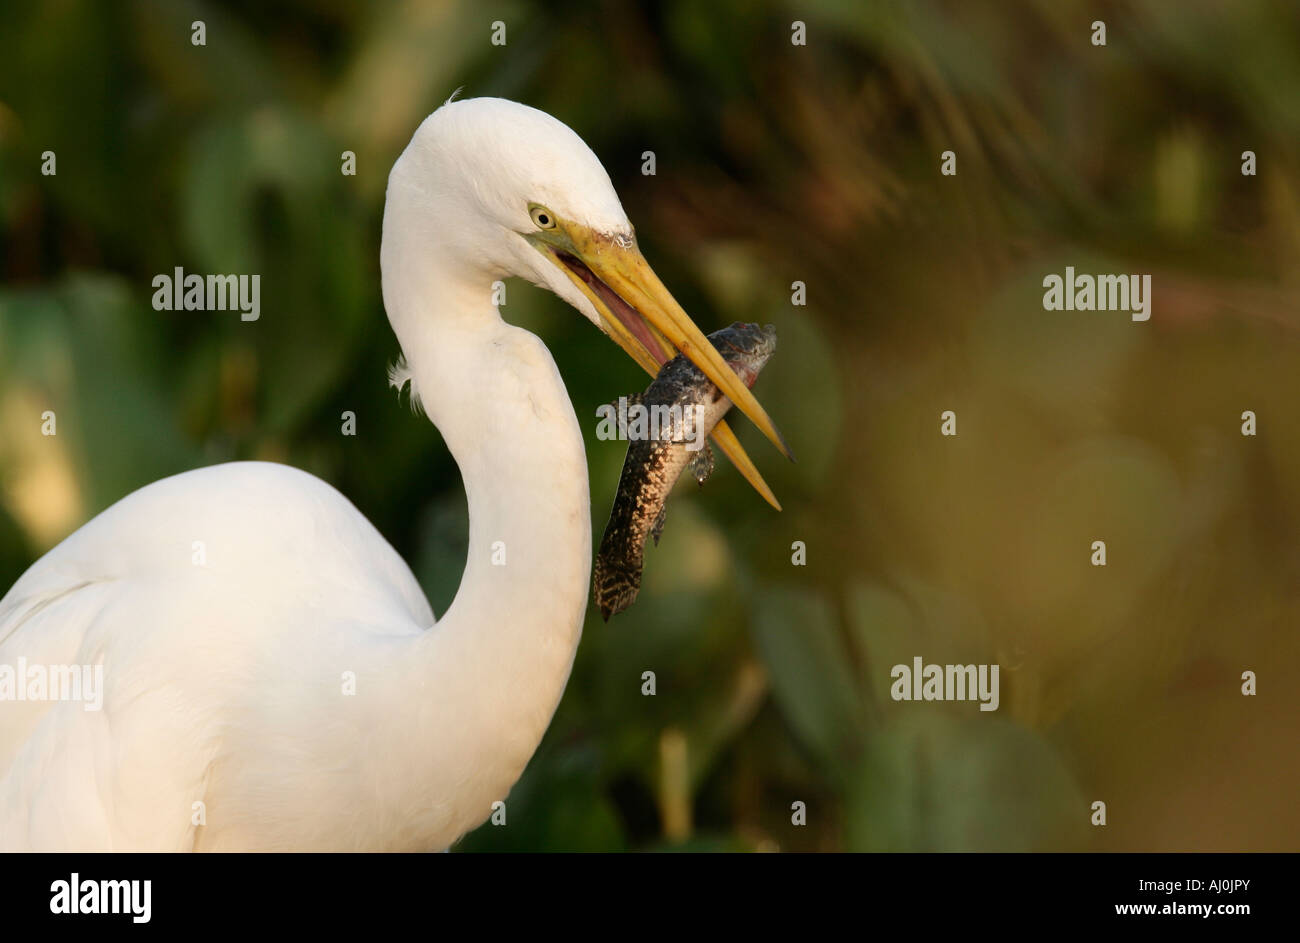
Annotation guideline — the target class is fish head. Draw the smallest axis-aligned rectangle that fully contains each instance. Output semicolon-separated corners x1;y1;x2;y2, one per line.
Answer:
713;322;778;388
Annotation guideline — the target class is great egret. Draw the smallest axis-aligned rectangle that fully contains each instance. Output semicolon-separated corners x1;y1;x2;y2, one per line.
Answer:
0;97;787;851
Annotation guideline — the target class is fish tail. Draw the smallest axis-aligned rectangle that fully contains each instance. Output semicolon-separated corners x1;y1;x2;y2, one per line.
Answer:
592;552;643;621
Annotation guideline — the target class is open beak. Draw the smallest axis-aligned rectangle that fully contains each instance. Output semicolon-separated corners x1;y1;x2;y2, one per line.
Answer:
529;218;791;510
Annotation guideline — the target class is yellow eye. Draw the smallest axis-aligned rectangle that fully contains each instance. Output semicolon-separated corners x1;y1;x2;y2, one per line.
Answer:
529;205;557;230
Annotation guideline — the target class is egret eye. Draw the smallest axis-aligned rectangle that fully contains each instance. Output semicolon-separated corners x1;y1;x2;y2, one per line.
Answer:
529;205;556;230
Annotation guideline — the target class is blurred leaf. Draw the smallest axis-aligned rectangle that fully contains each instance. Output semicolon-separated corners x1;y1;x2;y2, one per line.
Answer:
847;709;1088;852
750;585;865;779
456;743;626;852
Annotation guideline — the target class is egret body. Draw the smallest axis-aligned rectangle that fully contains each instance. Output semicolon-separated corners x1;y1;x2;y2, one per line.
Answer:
0;98;784;851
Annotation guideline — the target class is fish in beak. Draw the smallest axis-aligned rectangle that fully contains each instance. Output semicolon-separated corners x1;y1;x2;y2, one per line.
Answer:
527;215;791;510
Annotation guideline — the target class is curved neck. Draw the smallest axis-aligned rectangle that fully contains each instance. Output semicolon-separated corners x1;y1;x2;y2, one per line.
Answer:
416;299;592;659
381;241;591;841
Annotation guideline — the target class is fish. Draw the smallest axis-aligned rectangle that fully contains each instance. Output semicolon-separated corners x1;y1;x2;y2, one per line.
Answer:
593;322;778;620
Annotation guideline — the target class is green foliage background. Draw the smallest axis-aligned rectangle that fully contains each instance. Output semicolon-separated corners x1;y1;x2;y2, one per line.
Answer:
1;0;1297;851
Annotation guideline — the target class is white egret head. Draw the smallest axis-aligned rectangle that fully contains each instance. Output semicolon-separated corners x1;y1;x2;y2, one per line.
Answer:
384;96;791;496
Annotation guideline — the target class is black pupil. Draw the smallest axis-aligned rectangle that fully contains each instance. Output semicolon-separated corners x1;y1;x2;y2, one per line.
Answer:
537;213;549;225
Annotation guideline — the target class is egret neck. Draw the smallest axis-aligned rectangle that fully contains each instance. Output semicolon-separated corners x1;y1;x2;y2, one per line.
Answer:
380;224;590;833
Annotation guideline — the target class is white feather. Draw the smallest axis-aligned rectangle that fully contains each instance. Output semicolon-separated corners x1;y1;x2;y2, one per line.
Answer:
0;98;624;851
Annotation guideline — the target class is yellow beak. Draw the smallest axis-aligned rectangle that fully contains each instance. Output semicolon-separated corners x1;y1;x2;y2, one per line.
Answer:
530;218;789;510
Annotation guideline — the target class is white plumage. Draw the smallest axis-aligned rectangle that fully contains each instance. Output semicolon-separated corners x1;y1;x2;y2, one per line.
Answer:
0;97;782;851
